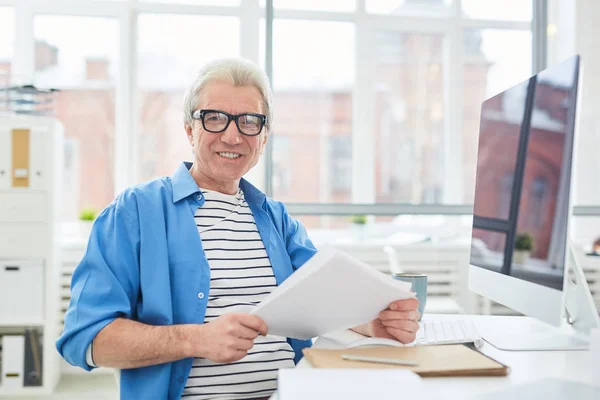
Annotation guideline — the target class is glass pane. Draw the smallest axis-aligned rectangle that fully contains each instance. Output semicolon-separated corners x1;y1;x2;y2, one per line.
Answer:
34;16;119;221
470;228;506;272
463;29;532;204
139;0;240;5
366;0;452;15
373;31;445;204
267;20;355;203
0;7;15;87
462;0;532;21
472;78;529;221
137;14;240;182
263;0;355;12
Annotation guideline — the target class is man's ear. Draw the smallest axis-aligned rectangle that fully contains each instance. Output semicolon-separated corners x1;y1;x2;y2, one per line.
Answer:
185;123;194;146
261;131;269;149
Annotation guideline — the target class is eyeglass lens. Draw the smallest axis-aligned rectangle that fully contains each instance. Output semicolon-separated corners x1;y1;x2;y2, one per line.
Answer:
203;111;262;135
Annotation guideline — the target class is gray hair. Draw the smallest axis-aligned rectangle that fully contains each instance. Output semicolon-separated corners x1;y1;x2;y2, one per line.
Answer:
183;58;273;132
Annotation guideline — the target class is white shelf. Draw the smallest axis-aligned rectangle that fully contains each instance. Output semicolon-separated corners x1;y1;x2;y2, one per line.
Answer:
0;386;52;397
0;117;64;397
0;321;45;327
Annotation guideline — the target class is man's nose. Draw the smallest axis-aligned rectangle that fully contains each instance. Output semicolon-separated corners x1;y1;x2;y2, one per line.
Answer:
220;121;242;145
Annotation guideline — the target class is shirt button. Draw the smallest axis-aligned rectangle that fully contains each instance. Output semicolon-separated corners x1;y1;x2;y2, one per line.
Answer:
196;194;202;200
179;377;184;383
197;292;205;300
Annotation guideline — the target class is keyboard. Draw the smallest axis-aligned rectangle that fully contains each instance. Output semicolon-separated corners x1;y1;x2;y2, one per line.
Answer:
415;319;484;348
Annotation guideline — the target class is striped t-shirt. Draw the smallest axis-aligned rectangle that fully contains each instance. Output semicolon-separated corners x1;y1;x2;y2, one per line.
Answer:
182;188;295;400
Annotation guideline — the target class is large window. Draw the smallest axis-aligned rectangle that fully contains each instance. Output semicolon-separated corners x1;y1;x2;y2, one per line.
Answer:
266;1;536;219
34;15;118;221
3;0;548;233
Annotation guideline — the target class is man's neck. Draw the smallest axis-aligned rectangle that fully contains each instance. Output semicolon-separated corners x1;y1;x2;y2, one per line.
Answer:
189;165;239;195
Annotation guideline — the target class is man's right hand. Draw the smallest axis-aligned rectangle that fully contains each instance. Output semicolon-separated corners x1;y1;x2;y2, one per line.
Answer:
194;313;268;363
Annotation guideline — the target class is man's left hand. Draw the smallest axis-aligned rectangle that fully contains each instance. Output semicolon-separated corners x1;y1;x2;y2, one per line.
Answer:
365;297;420;343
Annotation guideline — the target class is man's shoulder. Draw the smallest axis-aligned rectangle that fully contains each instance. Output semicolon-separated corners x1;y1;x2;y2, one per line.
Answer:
264;196;288;216
112;177;173;214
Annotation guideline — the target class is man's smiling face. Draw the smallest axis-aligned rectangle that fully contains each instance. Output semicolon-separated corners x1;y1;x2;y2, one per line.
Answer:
185;81;268;192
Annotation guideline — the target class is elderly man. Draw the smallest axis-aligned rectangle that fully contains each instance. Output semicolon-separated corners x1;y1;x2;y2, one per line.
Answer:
57;58;420;400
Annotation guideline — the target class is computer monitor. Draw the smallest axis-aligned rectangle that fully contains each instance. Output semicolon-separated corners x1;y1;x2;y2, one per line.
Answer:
468;55;600;350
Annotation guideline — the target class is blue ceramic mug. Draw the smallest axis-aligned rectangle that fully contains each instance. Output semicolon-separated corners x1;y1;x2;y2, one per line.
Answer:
392;273;427;320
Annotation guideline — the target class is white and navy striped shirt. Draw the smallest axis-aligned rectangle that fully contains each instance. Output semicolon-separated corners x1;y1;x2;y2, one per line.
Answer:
182;188;295;400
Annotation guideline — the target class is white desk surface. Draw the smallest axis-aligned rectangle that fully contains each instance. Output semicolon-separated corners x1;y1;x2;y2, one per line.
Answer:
271;314;598;399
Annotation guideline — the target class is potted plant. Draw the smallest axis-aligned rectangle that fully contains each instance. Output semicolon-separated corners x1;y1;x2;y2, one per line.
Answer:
514;232;534;264
351;214;368;241
351;214;367;225
78;207;98;238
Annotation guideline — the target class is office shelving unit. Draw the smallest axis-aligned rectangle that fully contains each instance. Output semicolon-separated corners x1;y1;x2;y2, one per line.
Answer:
0;115;64;396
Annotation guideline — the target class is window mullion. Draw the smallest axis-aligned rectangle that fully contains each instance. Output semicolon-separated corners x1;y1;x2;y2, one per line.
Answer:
532;0;548;73
239;0;266;191
115;7;136;194
352;20;375;204
262;0;274;196
442;20;464;204
12;0;34;85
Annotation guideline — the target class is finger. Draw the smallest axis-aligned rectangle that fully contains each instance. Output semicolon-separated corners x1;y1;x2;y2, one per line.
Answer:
234;338;255;352
388;297;420;311
238;314;269;336
224;349;248;363
233;324;261;340
373;329;396;340
380;319;420;333
386;327;417;344
379;309;420;321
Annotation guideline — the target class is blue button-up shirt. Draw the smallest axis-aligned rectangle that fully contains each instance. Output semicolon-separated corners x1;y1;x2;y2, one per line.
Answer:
56;162;317;399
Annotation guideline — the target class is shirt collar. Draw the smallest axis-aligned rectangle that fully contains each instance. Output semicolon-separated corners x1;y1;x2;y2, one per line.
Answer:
171;161;266;206
239;176;266;206
171;162;201;203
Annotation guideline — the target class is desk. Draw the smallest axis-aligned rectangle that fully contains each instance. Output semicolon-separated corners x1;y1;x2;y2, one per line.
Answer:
272;315;597;399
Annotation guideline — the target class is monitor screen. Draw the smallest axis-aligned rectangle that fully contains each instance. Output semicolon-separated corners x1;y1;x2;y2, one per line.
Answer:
470;55;580;290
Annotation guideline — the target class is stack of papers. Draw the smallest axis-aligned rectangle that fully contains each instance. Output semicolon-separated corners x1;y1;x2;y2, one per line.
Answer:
252;245;413;340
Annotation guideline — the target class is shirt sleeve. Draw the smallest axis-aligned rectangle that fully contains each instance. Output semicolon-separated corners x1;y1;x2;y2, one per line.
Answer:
56;196;141;371
281;204;318;270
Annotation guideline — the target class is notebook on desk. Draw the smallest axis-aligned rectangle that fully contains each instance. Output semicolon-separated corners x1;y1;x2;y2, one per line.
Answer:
302;344;510;377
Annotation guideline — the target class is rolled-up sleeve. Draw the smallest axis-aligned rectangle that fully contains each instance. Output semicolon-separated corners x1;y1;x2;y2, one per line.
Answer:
56;197;140;371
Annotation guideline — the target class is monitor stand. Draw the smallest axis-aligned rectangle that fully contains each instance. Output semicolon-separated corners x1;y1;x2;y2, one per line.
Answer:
480;243;600;351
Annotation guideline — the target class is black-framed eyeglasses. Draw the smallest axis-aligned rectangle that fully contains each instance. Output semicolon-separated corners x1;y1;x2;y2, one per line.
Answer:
191;109;267;136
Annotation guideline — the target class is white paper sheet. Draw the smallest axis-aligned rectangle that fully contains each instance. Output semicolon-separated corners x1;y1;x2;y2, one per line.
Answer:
277;369;424;400
251;245;413;340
